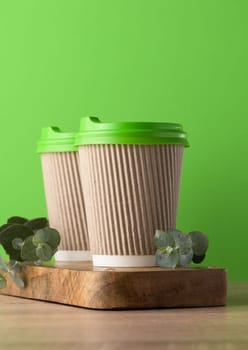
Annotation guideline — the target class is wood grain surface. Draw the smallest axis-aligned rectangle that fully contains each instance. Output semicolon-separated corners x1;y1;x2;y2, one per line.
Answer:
0;262;227;309
0;282;247;350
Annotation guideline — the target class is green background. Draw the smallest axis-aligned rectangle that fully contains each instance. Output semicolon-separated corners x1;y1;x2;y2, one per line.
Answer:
0;0;247;280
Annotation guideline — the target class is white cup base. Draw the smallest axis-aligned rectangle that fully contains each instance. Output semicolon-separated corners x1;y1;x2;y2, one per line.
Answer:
92;254;156;267
55;250;92;261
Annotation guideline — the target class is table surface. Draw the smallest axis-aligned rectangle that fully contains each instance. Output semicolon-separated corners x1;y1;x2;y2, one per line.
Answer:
0;282;247;350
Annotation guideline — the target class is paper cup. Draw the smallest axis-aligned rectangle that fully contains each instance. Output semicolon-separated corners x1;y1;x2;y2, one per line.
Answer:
37;127;91;261
75;117;189;267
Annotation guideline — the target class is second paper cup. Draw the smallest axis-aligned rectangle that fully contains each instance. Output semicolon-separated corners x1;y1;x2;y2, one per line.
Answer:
37;127;91;261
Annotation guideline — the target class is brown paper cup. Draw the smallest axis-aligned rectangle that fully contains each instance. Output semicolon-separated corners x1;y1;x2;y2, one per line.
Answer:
78;144;183;267
41;152;91;261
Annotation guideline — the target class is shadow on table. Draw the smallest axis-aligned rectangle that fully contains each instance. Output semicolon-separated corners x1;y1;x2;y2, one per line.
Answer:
227;282;248;307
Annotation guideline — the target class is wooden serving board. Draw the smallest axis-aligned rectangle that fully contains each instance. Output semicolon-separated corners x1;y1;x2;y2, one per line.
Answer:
0;262;227;309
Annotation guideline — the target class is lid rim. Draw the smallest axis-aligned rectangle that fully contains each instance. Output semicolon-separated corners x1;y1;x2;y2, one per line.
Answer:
75;117;189;147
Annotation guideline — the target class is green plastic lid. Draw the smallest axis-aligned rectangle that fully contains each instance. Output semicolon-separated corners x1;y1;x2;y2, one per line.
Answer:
75;117;189;146
36;127;77;153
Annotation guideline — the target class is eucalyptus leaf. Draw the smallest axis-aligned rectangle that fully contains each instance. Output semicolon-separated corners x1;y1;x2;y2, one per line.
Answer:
0;256;8;272
34;259;42;266
0;275;7;289
155;249;179;268
25;217;49;231
158;247;172;254
21;236;39;261
192;254;206;264
0;215;61;290
9;270;25;288
33;227;60;249
0;224;34;261
167;229;182;241
0;224;12;233
179;249;194;267
36;243;53;261
154;230;175;249
12;238;23;250
189;231;209;256
7;216;28;225
9;260;22;273
173;232;192;255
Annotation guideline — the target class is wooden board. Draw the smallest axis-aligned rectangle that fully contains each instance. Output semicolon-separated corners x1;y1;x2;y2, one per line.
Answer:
0;262;227;309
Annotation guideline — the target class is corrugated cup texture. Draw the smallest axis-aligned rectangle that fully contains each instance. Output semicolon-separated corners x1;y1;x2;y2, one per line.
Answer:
78;144;183;256
41;152;89;252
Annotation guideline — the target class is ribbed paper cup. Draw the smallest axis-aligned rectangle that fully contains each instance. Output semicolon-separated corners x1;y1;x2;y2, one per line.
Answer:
75;117;189;267
37;127;91;261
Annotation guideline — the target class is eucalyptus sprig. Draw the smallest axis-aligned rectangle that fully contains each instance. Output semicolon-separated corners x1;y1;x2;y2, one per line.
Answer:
0;216;60;289
154;229;208;268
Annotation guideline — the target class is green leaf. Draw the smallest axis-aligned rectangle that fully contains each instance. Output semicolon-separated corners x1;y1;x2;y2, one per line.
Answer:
12;238;23;250
179;249;194;267
158;246;175;254
25;218;49;231
171;231;192;255
7;216;28;225
0;274;7;289
33;228;60;249
9;271;25;288
154;230;175;249
0;224;12;233
0;224;34;261
34;259;42;266
9;260;22;273
36;243;53;261
189;231;209;256
192;254;206;264
155;249;179;268
21;236;39;261
167;229;182;239
0;256;8;272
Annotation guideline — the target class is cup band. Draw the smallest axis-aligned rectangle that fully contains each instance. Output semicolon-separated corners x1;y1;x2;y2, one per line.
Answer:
55;250;92;261
92;255;156;267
